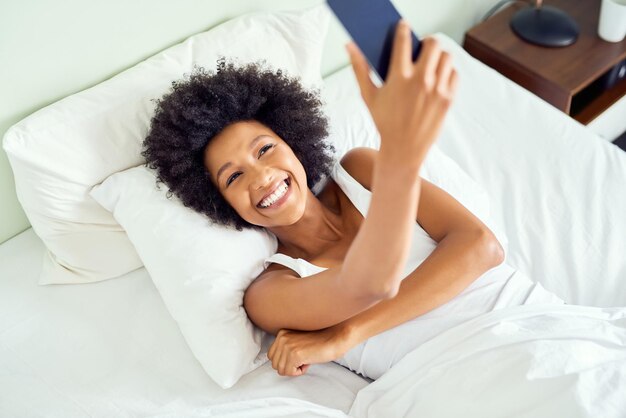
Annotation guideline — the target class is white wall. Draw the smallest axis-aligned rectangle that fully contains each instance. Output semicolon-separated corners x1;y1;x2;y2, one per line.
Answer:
0;0;501;244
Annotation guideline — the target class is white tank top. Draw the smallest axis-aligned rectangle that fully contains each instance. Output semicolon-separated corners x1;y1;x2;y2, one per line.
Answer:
264;161;565;381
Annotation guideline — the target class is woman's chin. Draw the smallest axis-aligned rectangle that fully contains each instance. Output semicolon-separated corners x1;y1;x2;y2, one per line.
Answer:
257;207;305;229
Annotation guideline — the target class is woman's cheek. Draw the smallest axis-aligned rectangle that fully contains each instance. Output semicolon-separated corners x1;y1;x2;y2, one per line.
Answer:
232;196;248;215
236;195;259;223
223;193;244;218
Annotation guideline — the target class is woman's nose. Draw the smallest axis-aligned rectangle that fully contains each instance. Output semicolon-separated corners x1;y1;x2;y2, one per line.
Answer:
251;166;274;190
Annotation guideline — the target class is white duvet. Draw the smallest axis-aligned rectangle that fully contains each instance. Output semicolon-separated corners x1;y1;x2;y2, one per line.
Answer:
349;303;626;417
207;304;626;418
206;305;626;418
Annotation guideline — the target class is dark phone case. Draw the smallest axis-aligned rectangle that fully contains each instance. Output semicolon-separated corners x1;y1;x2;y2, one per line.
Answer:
327;0;421;82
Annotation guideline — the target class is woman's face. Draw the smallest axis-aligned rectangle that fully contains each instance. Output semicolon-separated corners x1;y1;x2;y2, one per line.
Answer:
204;120;308;228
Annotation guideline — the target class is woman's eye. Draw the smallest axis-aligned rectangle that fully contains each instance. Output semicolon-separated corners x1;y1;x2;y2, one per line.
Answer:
226;172;240;186
258;144;274;157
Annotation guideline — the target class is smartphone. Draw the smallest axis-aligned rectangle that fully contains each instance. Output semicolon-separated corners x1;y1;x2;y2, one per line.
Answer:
327;0;422;83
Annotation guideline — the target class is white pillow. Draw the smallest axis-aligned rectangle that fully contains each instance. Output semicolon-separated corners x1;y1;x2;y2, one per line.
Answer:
2;4;330;285
89;62;507;390
90;165;277;389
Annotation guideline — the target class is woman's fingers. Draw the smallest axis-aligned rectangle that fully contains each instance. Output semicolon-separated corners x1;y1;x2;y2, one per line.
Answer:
272;331;292;376
267;335;278;361
413;37;441;88
346;31;458;166
448;69;459;97
279;351;302;376
435;51;453;95
388;19;412;78
277;353;287;376
275;345;288;375
268;331;307;377
269;345;278;370
346;42;376;106
267;345;274;361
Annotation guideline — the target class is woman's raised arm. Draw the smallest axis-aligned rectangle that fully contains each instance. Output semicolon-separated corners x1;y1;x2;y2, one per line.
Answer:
339;23;458;298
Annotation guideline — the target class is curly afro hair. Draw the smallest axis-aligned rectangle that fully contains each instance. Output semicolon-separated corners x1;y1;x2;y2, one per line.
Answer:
142;57;336;231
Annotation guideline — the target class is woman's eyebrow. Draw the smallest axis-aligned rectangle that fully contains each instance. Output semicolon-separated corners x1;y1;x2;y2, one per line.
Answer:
215;135;270;183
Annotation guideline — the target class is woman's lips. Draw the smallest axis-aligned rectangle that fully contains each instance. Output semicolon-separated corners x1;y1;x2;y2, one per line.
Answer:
257;178;288;206
257;178;292;210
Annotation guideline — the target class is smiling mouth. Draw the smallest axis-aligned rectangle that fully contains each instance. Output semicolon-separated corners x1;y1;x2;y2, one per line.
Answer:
257;177;291;209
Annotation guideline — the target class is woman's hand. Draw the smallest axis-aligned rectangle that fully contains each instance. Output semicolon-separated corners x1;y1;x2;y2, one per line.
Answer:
346;21;458;164
267;325;354;377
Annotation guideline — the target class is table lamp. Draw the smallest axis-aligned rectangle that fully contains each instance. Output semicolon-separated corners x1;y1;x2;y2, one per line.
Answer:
510;0;579;47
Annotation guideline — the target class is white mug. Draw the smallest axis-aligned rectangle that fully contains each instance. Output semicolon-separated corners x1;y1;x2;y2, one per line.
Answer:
598;0;626;42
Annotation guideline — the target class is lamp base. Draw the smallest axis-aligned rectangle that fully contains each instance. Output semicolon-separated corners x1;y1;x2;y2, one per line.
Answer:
510;5;579;47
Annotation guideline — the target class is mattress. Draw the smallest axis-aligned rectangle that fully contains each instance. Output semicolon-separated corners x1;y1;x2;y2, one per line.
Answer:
0;228;368;417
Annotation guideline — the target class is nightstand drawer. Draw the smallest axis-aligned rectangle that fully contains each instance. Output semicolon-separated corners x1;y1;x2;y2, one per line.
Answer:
587;93;626;141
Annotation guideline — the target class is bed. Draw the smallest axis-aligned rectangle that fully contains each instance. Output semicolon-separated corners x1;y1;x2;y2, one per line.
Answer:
2;5;626;418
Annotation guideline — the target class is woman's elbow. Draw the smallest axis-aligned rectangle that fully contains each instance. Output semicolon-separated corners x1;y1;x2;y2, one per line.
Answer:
339;267;400;302
479;229;505;268
351;284;398;301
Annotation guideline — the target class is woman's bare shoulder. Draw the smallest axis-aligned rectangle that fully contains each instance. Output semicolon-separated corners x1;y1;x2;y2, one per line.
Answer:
339;147;378;192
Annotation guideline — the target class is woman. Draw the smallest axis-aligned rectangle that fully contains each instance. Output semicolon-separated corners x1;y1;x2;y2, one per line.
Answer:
142;21;564;380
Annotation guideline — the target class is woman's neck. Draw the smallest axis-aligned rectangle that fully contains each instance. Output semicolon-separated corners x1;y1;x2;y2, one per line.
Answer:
266;189;345;260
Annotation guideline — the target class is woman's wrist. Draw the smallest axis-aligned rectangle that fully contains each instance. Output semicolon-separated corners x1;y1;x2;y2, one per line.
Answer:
377;141;426;173
373;149;423;194
332;320;362;352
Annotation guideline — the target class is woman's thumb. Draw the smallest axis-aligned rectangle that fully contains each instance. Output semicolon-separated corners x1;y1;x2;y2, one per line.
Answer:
346;42;375;105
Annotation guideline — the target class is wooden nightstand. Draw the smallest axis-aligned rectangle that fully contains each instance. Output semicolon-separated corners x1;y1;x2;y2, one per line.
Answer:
463;0;626;126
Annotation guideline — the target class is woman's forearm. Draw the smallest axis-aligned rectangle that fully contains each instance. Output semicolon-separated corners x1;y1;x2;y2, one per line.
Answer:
340;149;423;299
336;229;503;347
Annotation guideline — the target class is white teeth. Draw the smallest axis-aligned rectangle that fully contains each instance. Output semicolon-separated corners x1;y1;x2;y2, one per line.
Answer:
259;182;289;208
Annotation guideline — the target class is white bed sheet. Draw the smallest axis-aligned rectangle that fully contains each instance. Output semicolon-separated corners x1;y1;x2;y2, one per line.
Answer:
0;228;368;418
429;35;626;308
